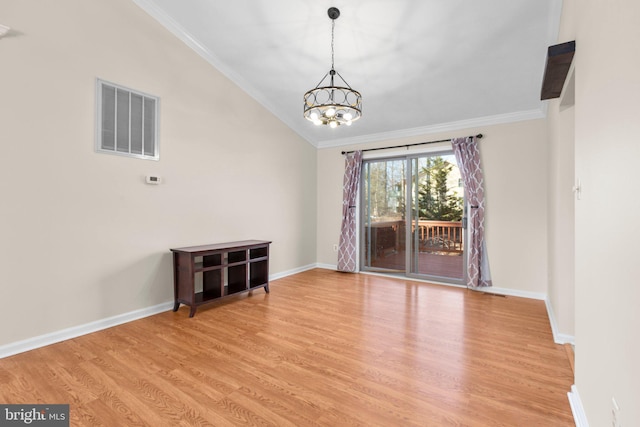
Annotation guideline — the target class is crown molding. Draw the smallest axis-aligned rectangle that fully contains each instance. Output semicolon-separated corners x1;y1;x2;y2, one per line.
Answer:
130;0;312;146
547;0;564;46
315;108;546;149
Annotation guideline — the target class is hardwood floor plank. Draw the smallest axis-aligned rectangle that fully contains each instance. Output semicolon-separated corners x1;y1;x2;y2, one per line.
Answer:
85;393;149;427
0;269;574;426
69;403;108;427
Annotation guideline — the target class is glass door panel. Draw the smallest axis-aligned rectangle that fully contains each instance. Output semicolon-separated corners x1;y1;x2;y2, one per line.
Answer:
361;159;407;272
409;154;465;283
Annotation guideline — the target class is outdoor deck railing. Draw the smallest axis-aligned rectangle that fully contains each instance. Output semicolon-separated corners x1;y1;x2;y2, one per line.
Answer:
367;219;464;257
415;220;463;253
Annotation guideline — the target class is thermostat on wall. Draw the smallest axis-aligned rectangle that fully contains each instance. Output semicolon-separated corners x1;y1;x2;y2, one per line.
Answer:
145;175;162;185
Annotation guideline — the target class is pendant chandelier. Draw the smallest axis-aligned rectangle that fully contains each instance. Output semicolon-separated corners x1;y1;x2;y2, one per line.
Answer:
304;7;362;128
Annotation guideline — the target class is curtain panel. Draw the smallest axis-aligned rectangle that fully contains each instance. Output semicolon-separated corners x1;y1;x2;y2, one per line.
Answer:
337;150;363;272
452;137;492;288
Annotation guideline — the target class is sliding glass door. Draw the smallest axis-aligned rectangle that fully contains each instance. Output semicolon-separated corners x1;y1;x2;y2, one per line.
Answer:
361;151;465;284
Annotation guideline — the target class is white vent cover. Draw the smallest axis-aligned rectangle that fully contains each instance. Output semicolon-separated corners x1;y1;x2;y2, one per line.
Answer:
96;79;159;160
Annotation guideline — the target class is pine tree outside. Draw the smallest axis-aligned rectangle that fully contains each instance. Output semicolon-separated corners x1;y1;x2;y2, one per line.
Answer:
417;155;463;222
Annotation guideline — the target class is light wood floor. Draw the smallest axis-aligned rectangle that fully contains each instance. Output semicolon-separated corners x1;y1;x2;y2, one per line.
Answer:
0;269;574;426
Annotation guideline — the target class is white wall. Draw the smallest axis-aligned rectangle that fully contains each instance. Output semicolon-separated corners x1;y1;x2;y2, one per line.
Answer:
317;119;550;295
546;98;575;340
546;1;577;342
572;0;640;425
545;0;576;343
0;0;317;346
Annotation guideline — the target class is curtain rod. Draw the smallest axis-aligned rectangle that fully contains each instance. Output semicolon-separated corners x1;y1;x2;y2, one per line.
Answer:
341;133;483;155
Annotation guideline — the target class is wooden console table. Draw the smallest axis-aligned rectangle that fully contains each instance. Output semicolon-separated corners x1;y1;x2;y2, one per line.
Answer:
170;240;271;317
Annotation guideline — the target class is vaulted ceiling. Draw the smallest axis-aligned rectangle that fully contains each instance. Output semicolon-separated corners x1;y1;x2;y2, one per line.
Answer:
133;0;562;147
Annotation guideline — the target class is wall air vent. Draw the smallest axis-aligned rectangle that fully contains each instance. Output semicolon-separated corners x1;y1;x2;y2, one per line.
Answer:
96;79;159;161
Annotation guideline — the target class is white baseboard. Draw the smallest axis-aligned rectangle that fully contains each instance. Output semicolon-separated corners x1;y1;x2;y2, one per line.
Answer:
315;264;366;273
483;286;546;300
269;263;318;280
0;302;174;359
545;297;576;345
568;385;589;426
315;263;337;270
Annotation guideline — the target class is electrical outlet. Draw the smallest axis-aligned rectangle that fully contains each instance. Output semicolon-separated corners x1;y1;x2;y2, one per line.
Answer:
612;397;621;427
333;244;339;252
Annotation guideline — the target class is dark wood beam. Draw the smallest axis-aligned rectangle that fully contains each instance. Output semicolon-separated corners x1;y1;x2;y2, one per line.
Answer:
540;40;576;100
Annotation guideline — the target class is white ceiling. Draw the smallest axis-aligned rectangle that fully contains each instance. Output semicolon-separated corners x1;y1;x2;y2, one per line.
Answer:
133;0;562;148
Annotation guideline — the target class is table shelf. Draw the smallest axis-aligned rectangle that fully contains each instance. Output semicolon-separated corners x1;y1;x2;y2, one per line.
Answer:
171;240;271;317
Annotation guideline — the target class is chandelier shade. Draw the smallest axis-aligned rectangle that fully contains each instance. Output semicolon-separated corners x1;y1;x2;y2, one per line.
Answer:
303;7;362;128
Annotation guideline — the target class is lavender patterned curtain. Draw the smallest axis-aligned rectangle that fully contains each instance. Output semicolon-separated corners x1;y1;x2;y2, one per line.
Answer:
337;150;363;272
452;137;492;288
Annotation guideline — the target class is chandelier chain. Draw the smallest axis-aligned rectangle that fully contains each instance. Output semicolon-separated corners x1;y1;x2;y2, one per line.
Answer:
331;19;335;70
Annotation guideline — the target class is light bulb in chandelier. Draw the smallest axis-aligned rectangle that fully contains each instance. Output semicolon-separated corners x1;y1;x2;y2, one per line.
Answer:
303;7;362;128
